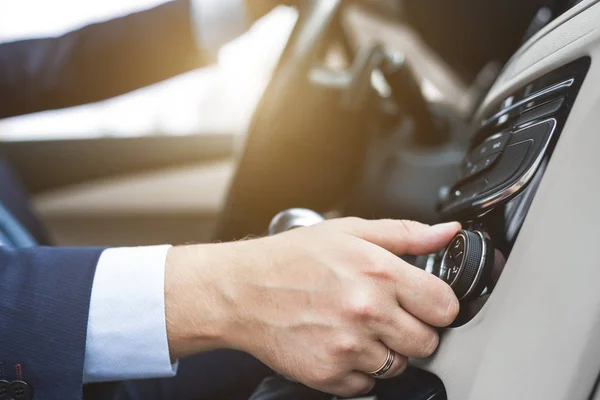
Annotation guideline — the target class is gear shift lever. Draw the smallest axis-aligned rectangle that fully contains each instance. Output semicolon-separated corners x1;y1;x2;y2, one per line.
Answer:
268;208;325;235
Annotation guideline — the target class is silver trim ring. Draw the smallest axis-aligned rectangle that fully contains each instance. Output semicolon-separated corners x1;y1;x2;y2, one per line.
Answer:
460;230;488;301
368;348;395;377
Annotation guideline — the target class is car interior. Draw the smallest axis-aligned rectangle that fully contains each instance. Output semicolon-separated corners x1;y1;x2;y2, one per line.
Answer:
1;0;599;399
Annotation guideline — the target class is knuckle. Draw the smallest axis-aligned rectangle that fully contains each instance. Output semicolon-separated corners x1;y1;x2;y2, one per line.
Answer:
404;325;439;357
373;309;395;326
343;294;378;322
312;369;343;388
336;387;358;398
417;275;460;326
338;379;374;398
357;381;376;396
363;256;396;281
336;216;364;230
331;334;363;356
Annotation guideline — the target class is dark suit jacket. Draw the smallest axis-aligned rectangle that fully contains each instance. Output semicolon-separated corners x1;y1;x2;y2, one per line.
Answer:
0;245;104;400
0;154;105;400
0;1;210;398
0;0;205;119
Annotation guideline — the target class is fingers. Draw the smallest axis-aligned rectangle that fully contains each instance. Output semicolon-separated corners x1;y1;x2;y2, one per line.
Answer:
329;372;375;398
355;342;408;379
334;217;461;256
393;258;460;327
376;306;442;358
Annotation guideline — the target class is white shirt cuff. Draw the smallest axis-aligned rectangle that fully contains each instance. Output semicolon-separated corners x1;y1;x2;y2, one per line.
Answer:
189;0;250;58
83;245;177;383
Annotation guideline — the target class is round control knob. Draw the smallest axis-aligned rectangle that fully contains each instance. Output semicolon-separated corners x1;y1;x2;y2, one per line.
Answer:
439;230;493;301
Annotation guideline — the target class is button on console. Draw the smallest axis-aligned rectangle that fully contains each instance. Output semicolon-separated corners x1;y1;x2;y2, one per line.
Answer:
481;140;532;191
517;97;563;127
471;152;500;175
438;230;494;301
461;152;501;181
472;132;511;160
447;235;466;282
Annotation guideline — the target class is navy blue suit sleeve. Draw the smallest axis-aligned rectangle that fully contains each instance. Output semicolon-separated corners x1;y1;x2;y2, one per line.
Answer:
0;246;105;400
0;0;203;119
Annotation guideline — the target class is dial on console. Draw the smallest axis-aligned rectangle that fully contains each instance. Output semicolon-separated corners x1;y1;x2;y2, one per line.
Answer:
268;210;494;303
437;230;494;301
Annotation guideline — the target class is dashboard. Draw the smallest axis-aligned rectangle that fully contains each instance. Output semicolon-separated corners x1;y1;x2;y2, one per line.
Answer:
343;0;600;397
441;57;589;225
411;1;600;398
412;57;592;330
224;1;600;397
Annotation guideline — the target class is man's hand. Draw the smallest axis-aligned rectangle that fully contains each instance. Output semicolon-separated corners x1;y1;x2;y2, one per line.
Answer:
165;218;460;397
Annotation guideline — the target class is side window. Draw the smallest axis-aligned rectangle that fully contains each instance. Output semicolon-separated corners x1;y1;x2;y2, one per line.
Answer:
0;1;295;141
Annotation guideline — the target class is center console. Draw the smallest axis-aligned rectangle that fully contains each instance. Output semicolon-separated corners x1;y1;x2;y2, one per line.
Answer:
264;54;592;399
428;57;591;322
264;1;599;396
389;57;590;328
345;56;590;326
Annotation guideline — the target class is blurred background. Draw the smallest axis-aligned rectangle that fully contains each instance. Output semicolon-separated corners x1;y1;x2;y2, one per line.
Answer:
0;0;298;141
0;0;562;246
0;0;465;246
0;0;472;142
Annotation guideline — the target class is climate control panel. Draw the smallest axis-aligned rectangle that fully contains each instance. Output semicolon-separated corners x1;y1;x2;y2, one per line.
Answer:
439;57;590;219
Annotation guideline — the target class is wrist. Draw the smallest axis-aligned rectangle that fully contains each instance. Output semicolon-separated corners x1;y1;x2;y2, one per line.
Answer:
164;243;240;359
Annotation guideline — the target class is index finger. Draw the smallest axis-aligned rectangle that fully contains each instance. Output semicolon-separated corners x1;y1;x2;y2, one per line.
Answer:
334;218;461;256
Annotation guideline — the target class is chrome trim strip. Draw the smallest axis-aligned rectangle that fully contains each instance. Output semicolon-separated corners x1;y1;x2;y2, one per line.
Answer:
482;79;573;126
460;230;487;300
473;118;557;210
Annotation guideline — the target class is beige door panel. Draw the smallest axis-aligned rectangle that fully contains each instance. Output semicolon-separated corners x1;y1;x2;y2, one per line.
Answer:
34;159;234;246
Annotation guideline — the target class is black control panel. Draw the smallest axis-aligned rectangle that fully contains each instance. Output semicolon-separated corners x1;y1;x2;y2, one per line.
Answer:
418;57;592;325
351;57;590;323
439;57;591;220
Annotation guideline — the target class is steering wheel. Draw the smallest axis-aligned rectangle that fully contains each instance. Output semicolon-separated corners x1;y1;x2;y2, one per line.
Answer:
213;0;371;242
